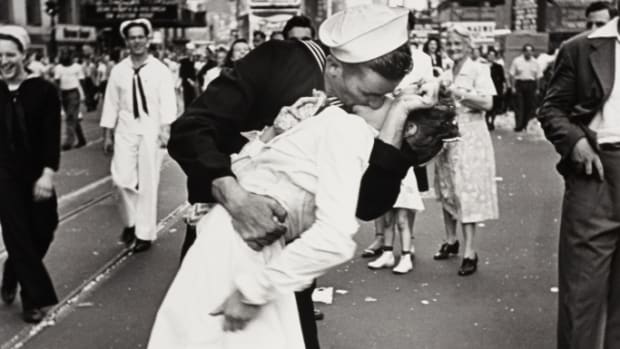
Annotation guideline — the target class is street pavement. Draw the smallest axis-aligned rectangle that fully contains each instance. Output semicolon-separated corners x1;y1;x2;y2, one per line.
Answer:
0;112;565;349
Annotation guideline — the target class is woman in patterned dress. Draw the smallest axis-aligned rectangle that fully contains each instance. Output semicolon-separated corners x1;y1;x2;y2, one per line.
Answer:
432;25;499;276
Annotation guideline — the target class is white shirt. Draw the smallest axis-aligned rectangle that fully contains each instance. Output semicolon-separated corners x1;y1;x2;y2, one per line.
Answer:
28;60;46;77
509;55;541;81
97;62;109;83
54;63;84;90
588;17;620;144
398;48;434;88
231;107;376;304
100;55;177;135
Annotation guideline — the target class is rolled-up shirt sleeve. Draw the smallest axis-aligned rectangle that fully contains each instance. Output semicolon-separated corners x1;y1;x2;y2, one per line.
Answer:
234;114;375;305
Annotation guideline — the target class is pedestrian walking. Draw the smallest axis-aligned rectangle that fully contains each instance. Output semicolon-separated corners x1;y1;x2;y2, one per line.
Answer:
433;25;498;276
167;4;440;348
485;48;507;130
282;15;315;40
538;13;620;349
0;25;61;323
508;44;541;132
100;18;177;253
200;47;226;91
54;51;86;150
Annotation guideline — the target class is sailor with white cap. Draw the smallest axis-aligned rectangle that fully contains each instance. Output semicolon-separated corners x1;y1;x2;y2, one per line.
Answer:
164;4;432;349
100;18;177;253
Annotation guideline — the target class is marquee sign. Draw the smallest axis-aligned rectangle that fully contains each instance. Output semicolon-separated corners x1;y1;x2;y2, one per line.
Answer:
82;0;179;25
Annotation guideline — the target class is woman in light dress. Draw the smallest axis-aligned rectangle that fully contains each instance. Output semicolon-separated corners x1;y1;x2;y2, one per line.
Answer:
432;25;499;276
147;90;430;349
367;168;424;274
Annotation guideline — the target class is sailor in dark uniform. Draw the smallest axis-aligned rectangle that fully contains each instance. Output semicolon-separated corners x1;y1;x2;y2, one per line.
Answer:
168;5;436;348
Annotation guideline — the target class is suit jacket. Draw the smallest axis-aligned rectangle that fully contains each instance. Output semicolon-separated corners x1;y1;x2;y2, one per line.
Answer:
538;20;618;175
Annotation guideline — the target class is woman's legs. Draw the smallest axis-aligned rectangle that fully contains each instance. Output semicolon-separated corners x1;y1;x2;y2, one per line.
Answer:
368;212;396;269
458;222;479;276
434;209;460;260
362;214;388;257
462;223;477;259
393;209;416;274
443;209;458;244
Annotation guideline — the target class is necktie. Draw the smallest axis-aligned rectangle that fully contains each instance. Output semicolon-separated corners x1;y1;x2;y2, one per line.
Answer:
132;63;149;119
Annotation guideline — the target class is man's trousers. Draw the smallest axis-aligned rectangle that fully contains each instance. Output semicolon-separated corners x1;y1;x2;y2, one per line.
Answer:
111;132;164;241
558;148;620;349
0;168;58;310
514;80;537;131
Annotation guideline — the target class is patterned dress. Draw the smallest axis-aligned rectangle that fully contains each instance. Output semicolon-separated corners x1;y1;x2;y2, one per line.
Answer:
434;58;499;223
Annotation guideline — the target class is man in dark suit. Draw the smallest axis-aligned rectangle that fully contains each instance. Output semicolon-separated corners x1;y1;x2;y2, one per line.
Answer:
539;13;620;349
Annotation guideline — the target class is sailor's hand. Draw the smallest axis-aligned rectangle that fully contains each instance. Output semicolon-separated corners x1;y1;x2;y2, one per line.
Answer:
33;168;54;202
212;177;287;251
210;289;261;332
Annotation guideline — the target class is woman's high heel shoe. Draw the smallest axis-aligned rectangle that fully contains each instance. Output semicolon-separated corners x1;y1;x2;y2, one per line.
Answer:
458;254;478;276
433;240;460;260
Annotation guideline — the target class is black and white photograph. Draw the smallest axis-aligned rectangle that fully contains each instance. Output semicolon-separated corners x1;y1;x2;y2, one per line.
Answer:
0;0;618;348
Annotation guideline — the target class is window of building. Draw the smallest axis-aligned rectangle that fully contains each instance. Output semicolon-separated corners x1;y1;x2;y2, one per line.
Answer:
26;0;42;26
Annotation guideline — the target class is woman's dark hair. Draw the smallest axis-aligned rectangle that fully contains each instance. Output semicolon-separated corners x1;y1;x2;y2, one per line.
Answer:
224;38;248;68
282;15;315;39
343;43;412;82
422;38;440;55
404;93;459;165
59;51;73;67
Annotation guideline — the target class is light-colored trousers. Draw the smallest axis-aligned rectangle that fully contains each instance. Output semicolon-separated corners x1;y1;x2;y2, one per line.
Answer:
111;132;164;241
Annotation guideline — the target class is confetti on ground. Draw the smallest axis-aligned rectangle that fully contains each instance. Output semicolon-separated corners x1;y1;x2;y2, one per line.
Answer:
421;300;430;305
364;297;377;303
169;228;177;233
494;177;504;182
335;289;349;295
550;287;559;293
312;287;334;304
477;223;486;227
92;251;99;256
77;302;95;308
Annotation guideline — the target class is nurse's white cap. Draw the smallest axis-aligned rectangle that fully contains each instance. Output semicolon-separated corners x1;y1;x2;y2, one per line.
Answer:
319;4;410;63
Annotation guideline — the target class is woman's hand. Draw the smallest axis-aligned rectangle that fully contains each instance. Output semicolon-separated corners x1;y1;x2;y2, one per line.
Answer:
33;168;55;202
210;289;262;332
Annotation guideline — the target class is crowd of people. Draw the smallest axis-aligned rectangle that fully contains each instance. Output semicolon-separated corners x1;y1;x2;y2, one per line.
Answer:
0;2;619;349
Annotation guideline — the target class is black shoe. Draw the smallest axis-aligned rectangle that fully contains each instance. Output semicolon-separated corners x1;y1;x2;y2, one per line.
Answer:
1;285;16;305
1;264;17;305
433;241;459;260
361;238;384;258
61;144;73;151
22;308;46;324
120;226;136;246
74;141;87;149
314;309;324;321
458;254;478;276
133;238;152;253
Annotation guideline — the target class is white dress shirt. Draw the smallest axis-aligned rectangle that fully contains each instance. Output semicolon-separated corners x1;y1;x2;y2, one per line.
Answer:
588;17;620;144
100;55;177;135
228;106;377;304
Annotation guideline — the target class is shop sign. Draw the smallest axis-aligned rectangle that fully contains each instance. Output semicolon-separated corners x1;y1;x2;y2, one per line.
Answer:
55;25;97;43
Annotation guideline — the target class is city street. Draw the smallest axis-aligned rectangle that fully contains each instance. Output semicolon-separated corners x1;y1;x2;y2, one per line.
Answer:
0;109;564;349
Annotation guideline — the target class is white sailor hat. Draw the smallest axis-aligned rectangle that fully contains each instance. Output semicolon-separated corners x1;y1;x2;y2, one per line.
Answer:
319;4;410;63
0;25;30;52
120;18;153;39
